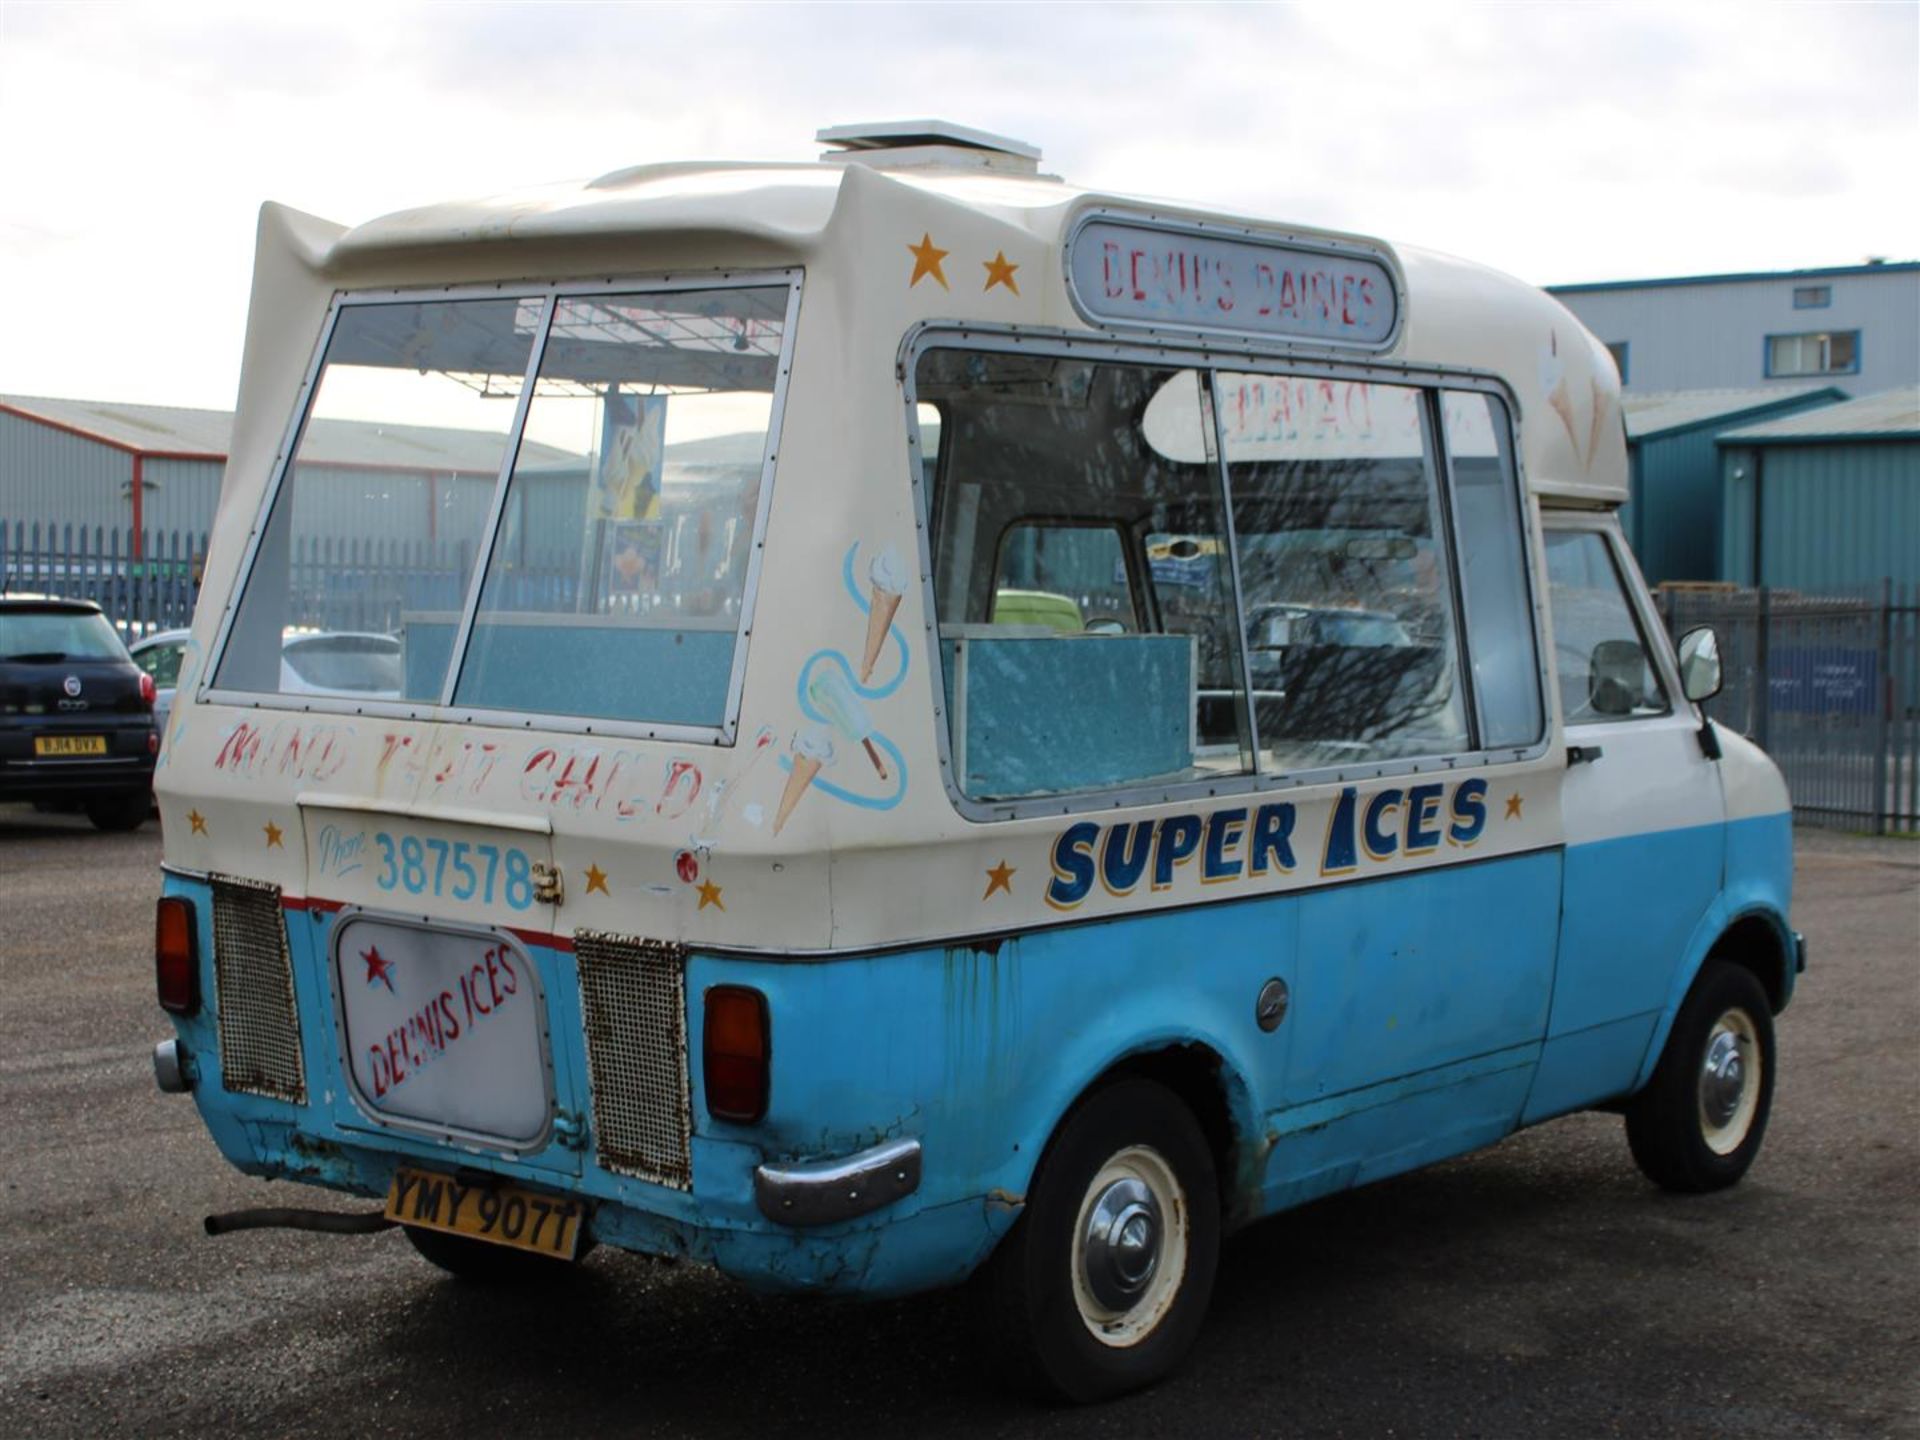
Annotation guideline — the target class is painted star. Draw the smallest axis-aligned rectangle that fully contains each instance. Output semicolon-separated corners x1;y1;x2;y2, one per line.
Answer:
1505;793;1525;820
187;809;207;836
983;860;1016;899
362;945;396;992
982;250;1020;295
584;863;610;896
696;878;725;912
907;233;950;291
263;820;284;848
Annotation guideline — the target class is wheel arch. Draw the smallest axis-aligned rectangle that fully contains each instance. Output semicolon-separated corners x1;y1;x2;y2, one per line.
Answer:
1634;900;1795;1093
1012;1033;1265;1235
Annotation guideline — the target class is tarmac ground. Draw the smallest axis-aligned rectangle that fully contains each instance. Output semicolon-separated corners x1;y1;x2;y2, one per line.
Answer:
1;808;1915;1438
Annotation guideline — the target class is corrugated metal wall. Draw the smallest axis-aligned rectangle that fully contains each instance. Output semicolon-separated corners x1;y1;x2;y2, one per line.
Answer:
1628;393;1844;583
144;456;227;537
0;409;134;535
1554;268;1920;396
1721;440;1920;590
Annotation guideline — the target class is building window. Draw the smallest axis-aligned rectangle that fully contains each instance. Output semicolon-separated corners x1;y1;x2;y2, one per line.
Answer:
1603;341;1629;382
1765;330;1859;378
1791;285;1832;309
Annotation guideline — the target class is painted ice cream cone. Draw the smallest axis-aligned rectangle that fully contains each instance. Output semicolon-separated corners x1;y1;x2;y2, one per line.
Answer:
1539;330;1581;460
773;727;834;835
859;547;907;684
1586;376;1609;471
806;666;888;780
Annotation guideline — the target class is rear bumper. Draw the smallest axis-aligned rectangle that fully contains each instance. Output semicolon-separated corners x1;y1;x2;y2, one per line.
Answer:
1;754;155;800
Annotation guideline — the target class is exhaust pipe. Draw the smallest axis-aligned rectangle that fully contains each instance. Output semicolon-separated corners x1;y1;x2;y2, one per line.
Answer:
204;1207;398;1237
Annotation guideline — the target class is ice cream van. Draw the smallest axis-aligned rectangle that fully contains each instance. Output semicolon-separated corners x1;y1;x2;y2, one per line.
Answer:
151;121;1800;1400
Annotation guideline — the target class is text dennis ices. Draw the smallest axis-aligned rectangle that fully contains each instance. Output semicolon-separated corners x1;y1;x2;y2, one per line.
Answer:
1045;778;1490;910
366;944;521;1098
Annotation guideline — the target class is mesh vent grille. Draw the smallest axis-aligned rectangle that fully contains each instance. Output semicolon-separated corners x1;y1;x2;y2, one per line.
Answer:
210;875;307;1104
574;930;691;1189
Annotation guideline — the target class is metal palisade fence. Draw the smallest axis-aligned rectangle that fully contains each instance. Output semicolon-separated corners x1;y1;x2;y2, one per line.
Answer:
3;519;581;647
1659;581;1920;834
1;521;207;641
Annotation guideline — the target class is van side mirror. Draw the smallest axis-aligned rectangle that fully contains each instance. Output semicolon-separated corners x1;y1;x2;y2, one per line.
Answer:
1588;639;1646;716
1677;626;1723;702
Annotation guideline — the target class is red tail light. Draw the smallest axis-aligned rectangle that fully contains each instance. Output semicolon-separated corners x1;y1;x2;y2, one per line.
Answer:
139;672;157;709
156;896;198;1015
703;986;770;1123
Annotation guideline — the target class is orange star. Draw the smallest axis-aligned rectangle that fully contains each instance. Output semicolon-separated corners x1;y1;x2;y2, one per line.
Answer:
983;860;1016;899
584;863;609;895
907;233;950;290
263;820;283;848
982;250;1020;295
1505;793;1524;821
697;878;725;912
188;809;207;836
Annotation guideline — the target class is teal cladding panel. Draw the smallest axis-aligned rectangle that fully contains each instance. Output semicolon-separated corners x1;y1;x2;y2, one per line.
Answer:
1721;440;1920;589
1628;392;1846;583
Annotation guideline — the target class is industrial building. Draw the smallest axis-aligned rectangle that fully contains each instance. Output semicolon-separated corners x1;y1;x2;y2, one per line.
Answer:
1548;261;1920;398
0;393;585;552
1716;386;1920;591
1619;384;1846;583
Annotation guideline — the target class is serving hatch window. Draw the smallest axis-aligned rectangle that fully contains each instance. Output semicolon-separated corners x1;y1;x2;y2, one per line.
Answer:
915;345;1545;811
212;279;795;734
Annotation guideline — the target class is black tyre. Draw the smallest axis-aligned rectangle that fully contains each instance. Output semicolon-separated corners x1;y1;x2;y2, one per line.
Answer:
979;1078;1220;1403
86;793;150;832
1625;959;1776;1193
402;1224;589;1284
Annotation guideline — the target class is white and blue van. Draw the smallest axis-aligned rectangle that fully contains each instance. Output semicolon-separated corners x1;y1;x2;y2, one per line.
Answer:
152;122;1799;1400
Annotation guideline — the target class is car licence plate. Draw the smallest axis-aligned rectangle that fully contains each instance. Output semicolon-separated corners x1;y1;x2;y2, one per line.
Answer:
384;1166;586;1259
35;734;106;756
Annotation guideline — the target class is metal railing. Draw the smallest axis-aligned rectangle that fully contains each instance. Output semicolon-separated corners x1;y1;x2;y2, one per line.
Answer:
1;520;207;642
1659;580;1919;833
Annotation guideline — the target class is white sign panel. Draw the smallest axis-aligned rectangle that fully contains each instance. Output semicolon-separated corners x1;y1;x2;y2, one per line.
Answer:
1068;219;1398;347
334;915;551;1146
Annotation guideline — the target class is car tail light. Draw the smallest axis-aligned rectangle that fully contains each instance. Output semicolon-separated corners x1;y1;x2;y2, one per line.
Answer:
139;672;156;709
156;896;198;1015
703;985;769;1124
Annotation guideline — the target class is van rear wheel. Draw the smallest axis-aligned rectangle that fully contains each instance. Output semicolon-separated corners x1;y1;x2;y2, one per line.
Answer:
979;1078;1219;1402
1625;959;1776;1192
403;1224;590;1284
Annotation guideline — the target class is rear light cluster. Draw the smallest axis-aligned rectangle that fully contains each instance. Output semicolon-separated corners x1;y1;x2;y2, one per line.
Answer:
703;986;770;1124
139;672;157;710
155;896;198;1015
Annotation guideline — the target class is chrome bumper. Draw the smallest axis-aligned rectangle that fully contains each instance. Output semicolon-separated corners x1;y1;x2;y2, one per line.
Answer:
753;1138;922;1227
153;1038;191;1093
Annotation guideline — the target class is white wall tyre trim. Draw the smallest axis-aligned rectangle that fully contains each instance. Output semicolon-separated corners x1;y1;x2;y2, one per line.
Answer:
1069;1144;1189;1348
1698;1007;1763;1157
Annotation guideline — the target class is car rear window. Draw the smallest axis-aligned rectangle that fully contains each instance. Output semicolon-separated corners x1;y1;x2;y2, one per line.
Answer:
283;636;404;693
0;609;126;662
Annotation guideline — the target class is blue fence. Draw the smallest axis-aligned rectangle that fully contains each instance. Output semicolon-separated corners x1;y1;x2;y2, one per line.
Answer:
3;519;580;646
1661;581;1920;834
1;520;207;641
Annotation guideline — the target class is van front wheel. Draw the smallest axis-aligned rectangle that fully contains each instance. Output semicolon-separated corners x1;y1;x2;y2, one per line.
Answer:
980;1078;1220;1402
1625;960;1776;1192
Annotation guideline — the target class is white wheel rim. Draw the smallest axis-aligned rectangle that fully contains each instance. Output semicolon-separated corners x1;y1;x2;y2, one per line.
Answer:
1069;1144;1189;1348
1698;1007;1762;1156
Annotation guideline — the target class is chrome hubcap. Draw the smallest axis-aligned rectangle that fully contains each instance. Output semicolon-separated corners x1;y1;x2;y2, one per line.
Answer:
1697;1008;1762;1155
1700;1030;1745;1127
1081;1177;1162;1311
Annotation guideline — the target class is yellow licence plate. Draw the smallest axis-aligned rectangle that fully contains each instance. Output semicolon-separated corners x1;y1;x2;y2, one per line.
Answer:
384;1167;586;1260
35;734;107;756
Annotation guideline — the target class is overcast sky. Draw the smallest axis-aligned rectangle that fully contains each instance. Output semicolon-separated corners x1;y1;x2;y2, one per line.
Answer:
1;0;1914;412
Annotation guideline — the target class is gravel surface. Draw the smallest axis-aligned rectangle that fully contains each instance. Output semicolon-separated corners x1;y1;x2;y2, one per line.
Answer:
1;806;1914;1438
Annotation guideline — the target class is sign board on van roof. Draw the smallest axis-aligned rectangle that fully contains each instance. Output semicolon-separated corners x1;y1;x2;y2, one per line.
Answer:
1067;215;1400;348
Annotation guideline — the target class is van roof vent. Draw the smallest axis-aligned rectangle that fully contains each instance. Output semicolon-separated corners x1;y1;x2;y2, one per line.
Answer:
817;120;1044;176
